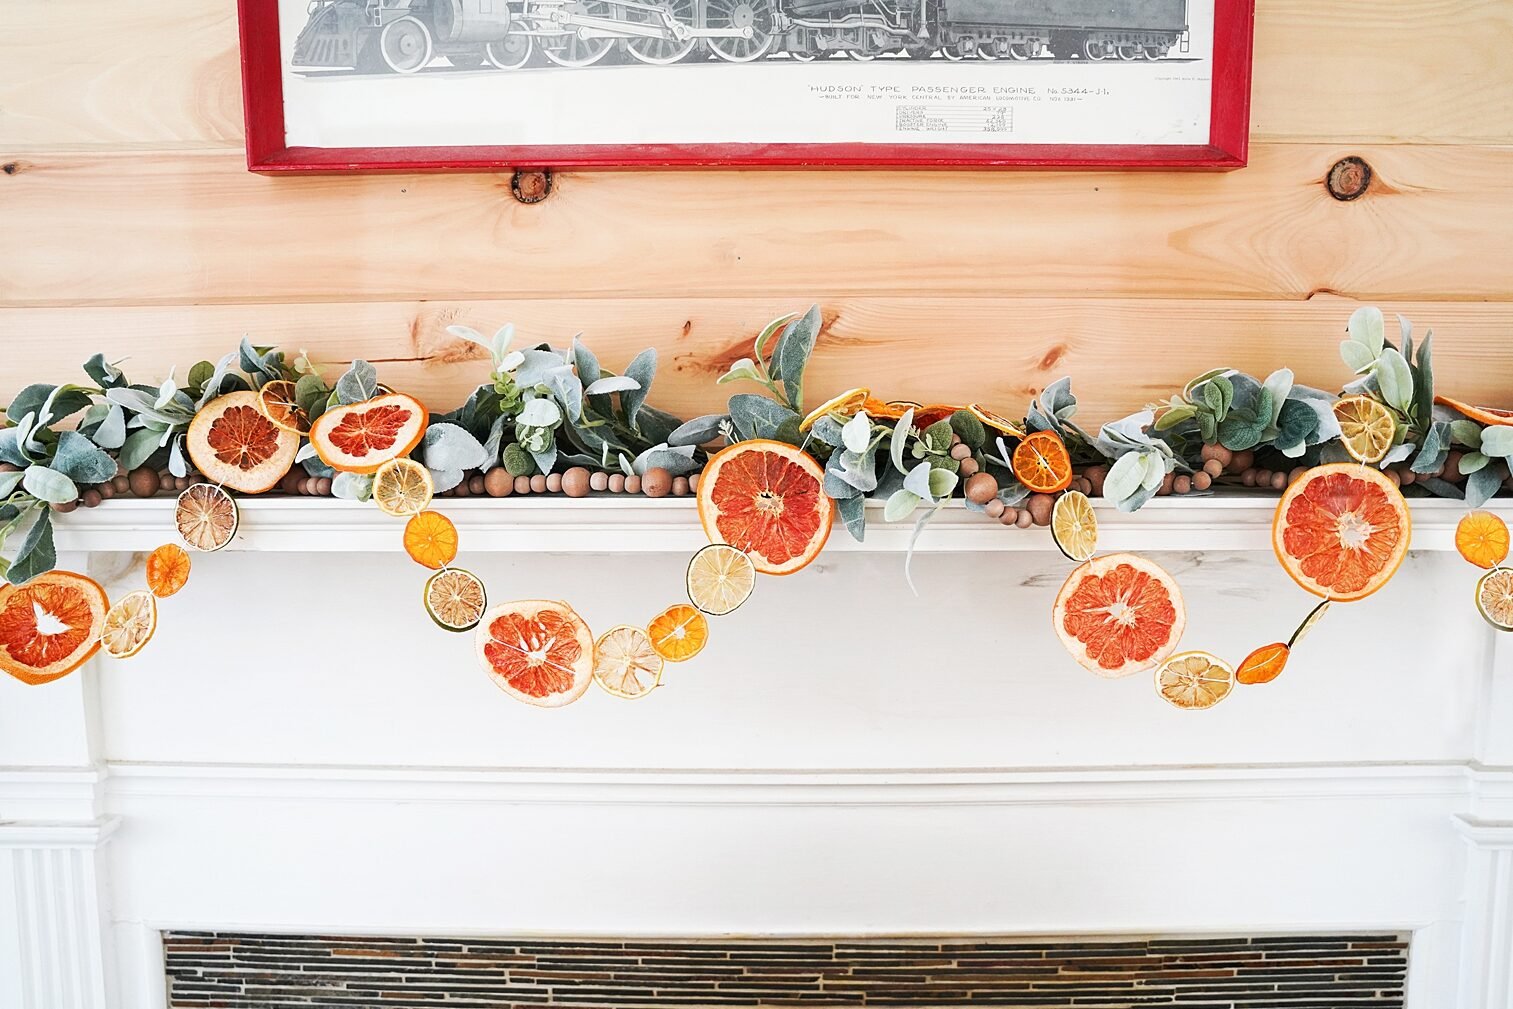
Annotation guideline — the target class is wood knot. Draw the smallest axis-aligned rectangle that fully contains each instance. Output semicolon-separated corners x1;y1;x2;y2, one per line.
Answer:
2;162;20;176
1326;157;1372;201
511;169;553;204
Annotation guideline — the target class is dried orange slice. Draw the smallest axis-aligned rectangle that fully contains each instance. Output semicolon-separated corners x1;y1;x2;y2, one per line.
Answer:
1456;511;1510;570
309;392;428;475
475;599;595;707
1156;651;1235;709
403;510;458;570
1435;394;1513;428
799;387;870;432
593;625;664;699
1053;553;1186;678
374;457;434;518
1332;395;1396;465
647;604;709;662
1012;429;1073;494
1235;642;1289;685
1272;464;1410;602
698;440;833;576
968;403;1027;438
175;484;239;552
186;390;299;493
256;379;311;435
859;398;919;421
912;404;967;429
145;543;191;598
99;590;157;660
1051;490;1097;562
686;544;756;616
423;568;487;632
1476;568;1513;631
0;571;108;685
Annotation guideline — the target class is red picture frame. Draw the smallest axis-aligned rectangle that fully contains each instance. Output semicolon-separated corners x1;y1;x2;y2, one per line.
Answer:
238;0;1254;173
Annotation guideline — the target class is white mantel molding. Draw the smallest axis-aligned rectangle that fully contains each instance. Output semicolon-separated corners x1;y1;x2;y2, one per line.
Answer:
47;495;1513;555
1454;816;1513;1009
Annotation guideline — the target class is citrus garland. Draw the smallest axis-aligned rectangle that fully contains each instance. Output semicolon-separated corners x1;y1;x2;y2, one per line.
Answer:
1;307;1512;709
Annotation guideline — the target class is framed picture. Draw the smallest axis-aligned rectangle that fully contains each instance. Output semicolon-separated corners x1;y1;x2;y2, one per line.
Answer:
238;0;1254;172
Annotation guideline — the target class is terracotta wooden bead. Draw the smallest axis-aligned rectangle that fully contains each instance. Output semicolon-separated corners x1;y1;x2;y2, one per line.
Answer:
1192;471;1213;491
97;482;114;500
112;474;131;494
1160;471;1174;494
642;468;672;498
468;474;486;494
1241;470;1257;487
281;472;303;494
624;475;642;494
1270;471;1287;491
1173;474;1192;494
1015;509;1034;529
51;500;77;514
529;474;548;493
1199;443;1218;462
561;467;591;498
957;457;979;477
999;507;1019;526
1027;493;1054;526
949;443;972;461
81;488;102;508
315;477;333;496
128;467;160;498
608;474;626;493
671;476;690;497
1202;458;1224;478
1229;450;1254;473
985;499;1006;519
589;471;609;492
964;472;998;505
546;472;563;493
1288;468;1307;485
1210;445;1233;467
484;468;513;497
1399;468;1416;486
514;475;532;494
688;474;700;494
454;480;470;496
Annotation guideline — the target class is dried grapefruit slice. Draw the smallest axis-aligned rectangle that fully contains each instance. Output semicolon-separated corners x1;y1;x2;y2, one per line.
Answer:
186;391;299;493
1272;464;1410;602
100;590;157;660
145;543;191;598
1053;552;1186;678
309;392;428;474
1476;568;1513;631
175;484;239;552
1051;490;1097;562
1456;511;1510;570
1332;395;1396;465
1156;651;1235;709
1435;394;1513;428
647;603;708;662
1012;430;1073;494
697;440;833;576
799;388;870;432
423;568;486;632
593;625;665;699
912;404;967;429
403;510;458;570
859;398;919;421
256;379;312;435
686;544;756;615
475;599;594;707
0;571;108;685
1235;642;1289;685
374;457;434;518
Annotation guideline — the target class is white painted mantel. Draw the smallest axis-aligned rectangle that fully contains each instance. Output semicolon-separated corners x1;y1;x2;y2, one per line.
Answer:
3;497;1512;1009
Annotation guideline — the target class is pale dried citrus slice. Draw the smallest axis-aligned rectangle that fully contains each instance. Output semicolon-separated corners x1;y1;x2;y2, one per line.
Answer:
1476;568;1513;631
256;379;312;435
799;387;870;432
1332;395;1396;465
0;571;108;685
593;625;665;699
403;510;458;570
1288;599;1331;647
647;604;709;662
145;543;191;598
968;403;1027;438
686;543;756;616
100;590;157;660
423;568;487;632
1051;490;1097;562
1235;642;1289;685
1012;429;1073;493
1272;464;1410;601
475;599;595;707
1456;511;1510;570
175;484;239;552
374;457;434;517
698;440;833;575
1156;651;1235;709
186;391;300;493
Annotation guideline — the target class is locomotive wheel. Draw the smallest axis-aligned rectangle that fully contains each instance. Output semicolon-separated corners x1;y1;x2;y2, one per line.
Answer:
940;43;966;61
1143;45;1164;60
627;0;697;64
790;50;817;61
704;0;776;62
845;49;875;61
1117;44;1141;60
977;42;998;60
542;1;616;67
485;31;535;69
1008;42;1032;60
380;16;435;74
1083;38;1107;60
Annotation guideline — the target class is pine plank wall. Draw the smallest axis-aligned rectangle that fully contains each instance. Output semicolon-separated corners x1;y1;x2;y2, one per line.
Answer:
3;1;1512;424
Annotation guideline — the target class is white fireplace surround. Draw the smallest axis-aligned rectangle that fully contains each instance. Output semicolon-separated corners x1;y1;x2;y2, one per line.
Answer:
2;496;1511;1009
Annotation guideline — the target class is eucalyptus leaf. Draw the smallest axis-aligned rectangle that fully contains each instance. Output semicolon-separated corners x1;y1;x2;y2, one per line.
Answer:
927;467;958;499
51;431;119;485
1466;465;1503;508
890;408;915;475
513;349;568;389
6;509;55;585
1139;451;1167;492
1274;399;1319;453
1460;451;1490;475
518;396;562;429
1375;348;1414;413
884;488;922;523
22;465;77;504
621;348;657;427
92;403;127;450
1218;411;1265;452
903;460;935;501
841;412;871;454
1450;420;1483;449
119;427;161;471
1260;369;1293;427
420;422;489;474
1340;340;1376;374
1102;450;1147;504
239;338;284;383
335;360;378;405
1480;425;1513;458
1348;306;1386;355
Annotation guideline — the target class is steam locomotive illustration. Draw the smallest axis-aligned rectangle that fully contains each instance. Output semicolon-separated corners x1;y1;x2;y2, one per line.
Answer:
292;0;1188;73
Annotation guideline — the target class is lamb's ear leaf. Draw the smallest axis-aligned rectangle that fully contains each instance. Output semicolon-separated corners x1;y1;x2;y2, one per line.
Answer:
773;305;821;410
6;510;56;586
621;349;657;428
836;495;866;543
